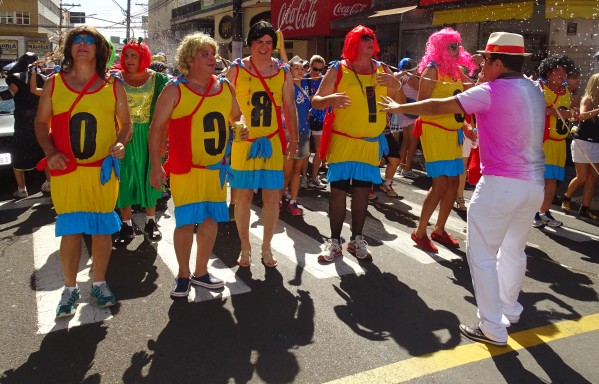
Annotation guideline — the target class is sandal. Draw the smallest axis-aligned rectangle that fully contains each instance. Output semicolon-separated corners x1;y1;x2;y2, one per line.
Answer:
237;249;252;267
561;194;572;213
579;206;598;221
261;249;278;268
455;197;467;211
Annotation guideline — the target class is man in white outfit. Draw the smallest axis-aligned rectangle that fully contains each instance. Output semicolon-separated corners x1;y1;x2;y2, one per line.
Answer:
379;32;545;346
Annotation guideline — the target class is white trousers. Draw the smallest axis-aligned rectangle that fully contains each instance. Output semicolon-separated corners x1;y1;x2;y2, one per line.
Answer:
466;175;544;342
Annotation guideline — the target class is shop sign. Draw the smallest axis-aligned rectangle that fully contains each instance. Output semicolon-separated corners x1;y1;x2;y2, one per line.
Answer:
273;0;371;38
219;15;233;39
0;40;18;55
27;40;50;55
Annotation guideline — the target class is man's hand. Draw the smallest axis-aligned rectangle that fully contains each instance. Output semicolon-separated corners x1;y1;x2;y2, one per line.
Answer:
109;142;126;159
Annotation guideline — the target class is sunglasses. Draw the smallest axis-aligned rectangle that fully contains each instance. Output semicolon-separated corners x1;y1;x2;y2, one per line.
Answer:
447;43;460;50
311;66;325;72
73;35;95;45
361;35;374;42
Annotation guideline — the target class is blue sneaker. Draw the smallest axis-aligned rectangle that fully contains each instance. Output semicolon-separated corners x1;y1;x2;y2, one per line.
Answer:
56;287;80;318
90;283;116;308
170;277;191;299
191;273;224;290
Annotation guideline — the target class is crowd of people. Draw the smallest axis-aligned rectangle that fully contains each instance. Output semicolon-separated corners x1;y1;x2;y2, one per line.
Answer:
3;20;594;347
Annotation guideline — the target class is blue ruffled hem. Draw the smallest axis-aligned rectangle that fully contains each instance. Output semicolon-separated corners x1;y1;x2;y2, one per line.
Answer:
327;162;382;184
544;164;565;181
426;158;463;178
56;211;121;236
174;202;228;227
229;169;283;190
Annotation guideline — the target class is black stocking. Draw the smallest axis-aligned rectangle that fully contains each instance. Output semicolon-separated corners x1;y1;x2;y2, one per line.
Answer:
329;187;347;241
350;186;369;239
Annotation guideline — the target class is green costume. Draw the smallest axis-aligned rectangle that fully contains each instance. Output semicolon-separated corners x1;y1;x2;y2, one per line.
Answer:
117;71;168;208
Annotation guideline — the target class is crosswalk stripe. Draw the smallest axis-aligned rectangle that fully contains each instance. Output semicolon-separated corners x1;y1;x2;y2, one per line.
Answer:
140;211;252;303
33;224;112;335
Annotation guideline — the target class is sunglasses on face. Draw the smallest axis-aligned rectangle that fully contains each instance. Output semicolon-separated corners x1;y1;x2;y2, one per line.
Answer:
361;35;374;42
447;43;460;51
73;35;95;45
311;66;324;72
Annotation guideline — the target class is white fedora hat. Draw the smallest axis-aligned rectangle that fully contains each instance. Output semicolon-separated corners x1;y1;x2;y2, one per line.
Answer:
477;32;531;56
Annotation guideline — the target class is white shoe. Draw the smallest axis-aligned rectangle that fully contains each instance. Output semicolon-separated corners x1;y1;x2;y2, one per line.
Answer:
41;181;51;193
13;189;28;198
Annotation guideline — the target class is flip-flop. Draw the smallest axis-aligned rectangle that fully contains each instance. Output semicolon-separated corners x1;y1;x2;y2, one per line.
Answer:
261;249;278;268
237;249;252;267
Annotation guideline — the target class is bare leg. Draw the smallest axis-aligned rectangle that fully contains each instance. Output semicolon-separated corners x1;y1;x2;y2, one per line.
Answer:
433;175;459;234
261;188;279;252
13;169;25;189
193;219;217;277
311;135;322;180
234;188;254;251
146;206;156;217
60;234;83;287
581;163;598;208
173;224;194;277
539;179;558;213
565;162;588;199
416;176;450;238
120;206;133;222
90;234;112;282
289;159;304;200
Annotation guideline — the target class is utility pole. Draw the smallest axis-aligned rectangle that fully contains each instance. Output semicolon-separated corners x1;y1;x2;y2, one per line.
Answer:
232;0;242;61
126;0;132;40
59;3;80;48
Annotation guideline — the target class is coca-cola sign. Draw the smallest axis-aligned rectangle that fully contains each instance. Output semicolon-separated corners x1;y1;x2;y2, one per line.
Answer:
272;0;372;38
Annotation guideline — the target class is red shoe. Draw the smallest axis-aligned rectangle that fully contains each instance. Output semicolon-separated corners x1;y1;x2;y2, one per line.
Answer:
287;202;303;216
411;231;438;253
431;230;460;248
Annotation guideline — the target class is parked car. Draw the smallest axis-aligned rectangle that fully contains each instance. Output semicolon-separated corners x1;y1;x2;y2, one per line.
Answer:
0;77;15;169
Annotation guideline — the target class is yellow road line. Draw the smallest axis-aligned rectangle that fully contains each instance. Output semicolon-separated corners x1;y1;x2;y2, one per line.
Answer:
326;313;599;384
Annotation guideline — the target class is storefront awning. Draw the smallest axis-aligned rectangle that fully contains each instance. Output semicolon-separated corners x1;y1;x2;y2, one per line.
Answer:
331;5;417;29
545;0;599;19
432;1;534;26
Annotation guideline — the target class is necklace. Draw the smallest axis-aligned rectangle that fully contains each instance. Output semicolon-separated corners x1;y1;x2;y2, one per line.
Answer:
348;60;375;96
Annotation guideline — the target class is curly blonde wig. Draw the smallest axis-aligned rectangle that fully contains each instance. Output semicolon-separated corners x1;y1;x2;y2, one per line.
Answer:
175;32;217;75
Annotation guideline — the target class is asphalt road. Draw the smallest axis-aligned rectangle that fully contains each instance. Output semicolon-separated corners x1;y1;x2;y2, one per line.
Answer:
0;167;597;384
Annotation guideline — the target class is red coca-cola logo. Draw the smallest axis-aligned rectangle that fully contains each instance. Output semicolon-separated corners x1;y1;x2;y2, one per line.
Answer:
332;3;368;17
277;0;319;32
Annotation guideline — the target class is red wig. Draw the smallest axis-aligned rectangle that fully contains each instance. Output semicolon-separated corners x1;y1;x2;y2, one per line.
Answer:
120;41;152;73
342;25;380;62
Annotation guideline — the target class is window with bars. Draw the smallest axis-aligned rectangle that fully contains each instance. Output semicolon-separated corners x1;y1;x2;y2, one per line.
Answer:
16;12;30;25
0;11;14;24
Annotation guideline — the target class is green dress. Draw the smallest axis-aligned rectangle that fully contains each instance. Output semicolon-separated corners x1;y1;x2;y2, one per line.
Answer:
117;71;168;208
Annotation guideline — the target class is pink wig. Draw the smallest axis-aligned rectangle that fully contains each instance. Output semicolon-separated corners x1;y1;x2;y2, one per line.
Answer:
342;25;380;62
120;41;152;73
417;28;476;81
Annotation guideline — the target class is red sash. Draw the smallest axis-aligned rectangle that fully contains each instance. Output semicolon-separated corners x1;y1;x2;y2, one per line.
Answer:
317;62;344;160
165;76;215;176
249;57;287;153
37;73;100;176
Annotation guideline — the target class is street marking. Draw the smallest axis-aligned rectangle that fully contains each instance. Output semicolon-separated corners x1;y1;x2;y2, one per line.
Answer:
146;211;251;303
0;195;52;211
325;313;599;384
305;196;463;264
33;224;112;335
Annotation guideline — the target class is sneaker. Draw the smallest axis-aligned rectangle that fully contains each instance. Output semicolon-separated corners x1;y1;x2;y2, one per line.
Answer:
411;231;438;253
347;235;373;261
532;212;544;228
56;287;80;318
286;201;303;216
144;219;162;241
41;181;51;193
228;204;235;222
540;211;562;228
318;239;343;263
114;223;135;245
170;277;191;299
90;282;116;308
459;324;507;346
300;175;308;189
368;188;377;201
380;182;399;197
13;189;28;199
308;178;326;190
191;273;224;290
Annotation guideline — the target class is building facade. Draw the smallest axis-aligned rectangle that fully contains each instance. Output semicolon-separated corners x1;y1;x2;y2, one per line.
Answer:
0;0;62;67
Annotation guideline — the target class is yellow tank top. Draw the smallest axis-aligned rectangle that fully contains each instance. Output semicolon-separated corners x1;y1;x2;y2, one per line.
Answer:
420;75;465;130
543;84;571;140
171;79;233;165
234;65;285;139
51;73;117;164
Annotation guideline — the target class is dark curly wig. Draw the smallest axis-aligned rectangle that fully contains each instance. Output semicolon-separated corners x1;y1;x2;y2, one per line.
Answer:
246;20;277;48
537;54;576;80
